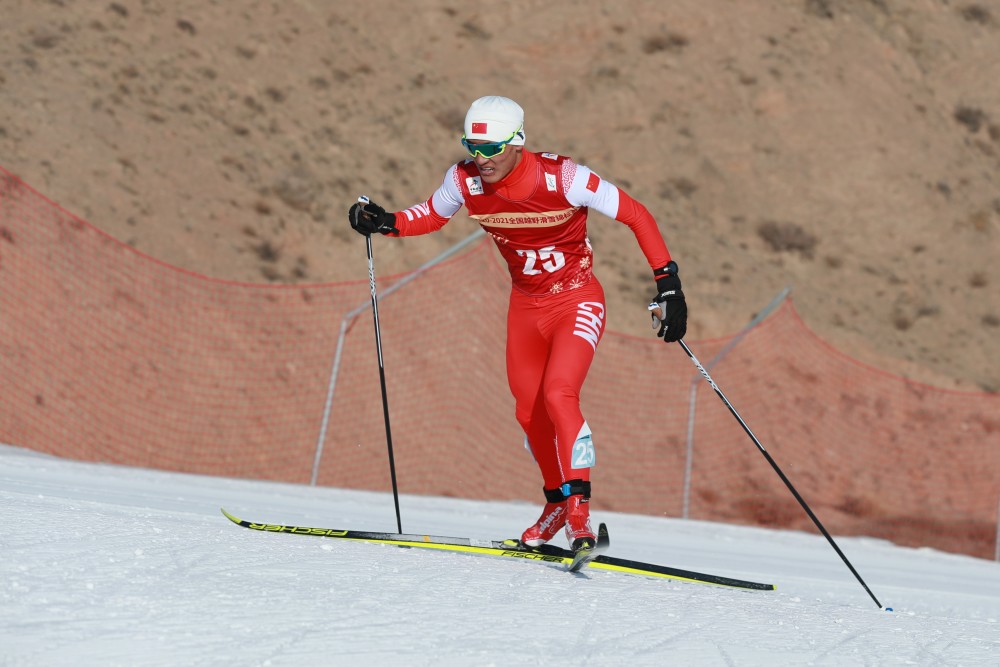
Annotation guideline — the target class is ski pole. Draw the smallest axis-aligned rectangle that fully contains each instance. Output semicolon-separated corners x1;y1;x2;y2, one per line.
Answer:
682;337;884;608
650;304;885;608
360;195;403;533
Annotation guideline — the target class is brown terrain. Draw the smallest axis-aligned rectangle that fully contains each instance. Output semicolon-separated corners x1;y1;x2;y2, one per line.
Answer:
2;0;998;392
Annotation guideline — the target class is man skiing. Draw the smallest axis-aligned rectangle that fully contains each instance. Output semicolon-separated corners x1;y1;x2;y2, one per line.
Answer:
348;96;687;555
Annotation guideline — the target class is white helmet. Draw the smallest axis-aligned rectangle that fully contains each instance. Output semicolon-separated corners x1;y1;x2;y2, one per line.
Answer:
463;96;525;145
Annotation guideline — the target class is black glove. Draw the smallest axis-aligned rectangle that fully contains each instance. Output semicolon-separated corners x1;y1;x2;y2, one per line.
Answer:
648;261;687;343
348;197;398;236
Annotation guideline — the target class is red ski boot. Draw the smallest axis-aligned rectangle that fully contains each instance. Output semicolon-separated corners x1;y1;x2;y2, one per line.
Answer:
520;487;568;547
564;492;596;553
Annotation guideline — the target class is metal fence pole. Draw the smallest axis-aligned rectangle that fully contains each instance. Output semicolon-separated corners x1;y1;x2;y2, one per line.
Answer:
310;229;486;486
681;287;791;519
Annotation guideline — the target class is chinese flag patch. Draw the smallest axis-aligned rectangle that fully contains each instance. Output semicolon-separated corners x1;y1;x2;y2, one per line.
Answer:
471;122;488;134
586;172;601;193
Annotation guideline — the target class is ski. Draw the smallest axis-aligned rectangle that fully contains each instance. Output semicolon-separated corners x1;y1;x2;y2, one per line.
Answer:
568;522;610;572
221;509;774;591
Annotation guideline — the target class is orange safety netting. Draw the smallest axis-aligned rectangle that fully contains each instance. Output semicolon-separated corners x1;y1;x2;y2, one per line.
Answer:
2;166;998;559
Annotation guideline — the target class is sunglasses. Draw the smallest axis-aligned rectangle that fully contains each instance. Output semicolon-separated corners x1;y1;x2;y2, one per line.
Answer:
461;127;523;159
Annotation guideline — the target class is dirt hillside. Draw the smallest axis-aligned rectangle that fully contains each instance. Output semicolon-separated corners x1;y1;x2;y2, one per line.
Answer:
2;0;998;391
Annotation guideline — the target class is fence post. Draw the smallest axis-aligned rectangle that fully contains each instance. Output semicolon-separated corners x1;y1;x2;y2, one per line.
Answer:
310;229;486;486
681;287;790;519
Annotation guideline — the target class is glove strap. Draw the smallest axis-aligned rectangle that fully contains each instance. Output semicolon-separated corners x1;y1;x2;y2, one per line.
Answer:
654;260;682;298
653;260;679;280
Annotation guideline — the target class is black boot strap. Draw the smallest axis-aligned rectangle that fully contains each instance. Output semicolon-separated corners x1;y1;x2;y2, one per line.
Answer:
543;487;567;503
544;480;591;502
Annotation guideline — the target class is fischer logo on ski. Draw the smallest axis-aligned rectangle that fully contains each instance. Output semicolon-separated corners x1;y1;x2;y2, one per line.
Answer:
249;523;349;537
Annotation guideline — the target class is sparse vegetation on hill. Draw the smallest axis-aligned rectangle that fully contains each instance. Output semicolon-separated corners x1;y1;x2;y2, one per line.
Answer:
1;0;997;390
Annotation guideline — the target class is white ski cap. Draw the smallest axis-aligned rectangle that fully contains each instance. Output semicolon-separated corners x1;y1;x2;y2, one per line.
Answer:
464;96;525;145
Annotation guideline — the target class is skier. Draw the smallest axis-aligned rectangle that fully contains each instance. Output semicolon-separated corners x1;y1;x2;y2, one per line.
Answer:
348;96;687;554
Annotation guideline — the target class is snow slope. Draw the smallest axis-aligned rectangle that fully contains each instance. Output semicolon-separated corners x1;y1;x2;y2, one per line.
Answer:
1;444;998;666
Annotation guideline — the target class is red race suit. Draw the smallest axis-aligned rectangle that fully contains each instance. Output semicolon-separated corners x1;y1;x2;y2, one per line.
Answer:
388;150;672;489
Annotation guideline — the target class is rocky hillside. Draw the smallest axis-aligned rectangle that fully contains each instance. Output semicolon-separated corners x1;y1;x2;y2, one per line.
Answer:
2;0;998;390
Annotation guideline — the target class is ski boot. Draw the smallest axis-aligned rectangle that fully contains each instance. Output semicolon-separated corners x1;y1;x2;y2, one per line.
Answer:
520;487;568;547
563;481;596;553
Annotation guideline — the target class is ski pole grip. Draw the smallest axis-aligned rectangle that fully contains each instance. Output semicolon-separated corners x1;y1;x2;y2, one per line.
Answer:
648;301;664;329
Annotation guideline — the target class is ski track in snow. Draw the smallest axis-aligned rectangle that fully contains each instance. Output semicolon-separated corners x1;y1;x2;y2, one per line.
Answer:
1;444;998;666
